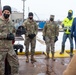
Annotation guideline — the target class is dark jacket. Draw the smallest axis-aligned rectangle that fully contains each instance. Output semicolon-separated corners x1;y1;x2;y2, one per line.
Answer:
71;18;76;37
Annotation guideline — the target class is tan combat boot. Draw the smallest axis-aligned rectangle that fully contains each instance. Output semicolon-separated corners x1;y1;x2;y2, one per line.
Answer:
52;51;55;61
31;55;36;63
45;53;49;59
26;56;29;63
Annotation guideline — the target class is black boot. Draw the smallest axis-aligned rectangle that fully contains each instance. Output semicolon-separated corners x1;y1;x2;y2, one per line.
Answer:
60;45;65;54
70;47;73;57
20;49;23;53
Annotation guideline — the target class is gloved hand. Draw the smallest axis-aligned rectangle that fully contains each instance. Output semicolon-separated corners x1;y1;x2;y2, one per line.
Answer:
28;34;36;39
43;36;45;41
54;36;58;42
68;29;71;32
64;27;67;32
7;33;15;40
64;29;67;32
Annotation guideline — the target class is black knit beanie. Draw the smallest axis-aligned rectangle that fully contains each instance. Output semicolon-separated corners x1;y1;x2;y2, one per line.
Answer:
2;5;11;13
28;12;33;16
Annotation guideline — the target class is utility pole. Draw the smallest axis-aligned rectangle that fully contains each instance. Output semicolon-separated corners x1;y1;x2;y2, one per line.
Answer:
22;0;26;20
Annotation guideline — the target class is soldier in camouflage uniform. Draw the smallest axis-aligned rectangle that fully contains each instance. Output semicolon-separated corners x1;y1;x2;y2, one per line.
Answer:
43;15;59;60
0;5;19;75
22;12;38;63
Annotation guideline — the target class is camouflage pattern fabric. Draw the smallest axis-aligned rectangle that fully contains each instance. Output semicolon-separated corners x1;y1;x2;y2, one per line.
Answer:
22;19;38;56
43;20;59;54
0;17;19;75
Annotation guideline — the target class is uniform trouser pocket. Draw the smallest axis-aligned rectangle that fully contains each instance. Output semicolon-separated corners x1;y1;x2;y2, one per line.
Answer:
7;49;19;74
0;51;7;75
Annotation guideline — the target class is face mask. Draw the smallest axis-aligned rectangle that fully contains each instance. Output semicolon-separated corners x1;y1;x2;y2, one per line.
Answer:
50;18;54;21
3;13;10;19
29;17;33;20
68;13;72;17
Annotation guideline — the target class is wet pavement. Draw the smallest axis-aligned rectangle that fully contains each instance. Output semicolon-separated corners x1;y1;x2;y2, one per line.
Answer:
14;33;73;75
18;54;72;75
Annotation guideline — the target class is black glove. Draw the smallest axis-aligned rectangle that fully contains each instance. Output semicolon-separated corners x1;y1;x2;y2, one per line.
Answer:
28;34;36;39
43;36;45;41
54;36;58;42
64;29;67;32
7;33;15;40
68;29;71;32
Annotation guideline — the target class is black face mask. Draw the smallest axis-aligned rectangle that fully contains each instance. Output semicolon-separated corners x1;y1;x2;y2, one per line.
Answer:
3;13;10;19
50;18;54;21
29;17;33;20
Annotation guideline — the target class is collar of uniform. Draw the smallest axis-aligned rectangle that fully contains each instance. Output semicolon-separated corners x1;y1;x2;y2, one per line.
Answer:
49;20;54;23
28;18;34;22
0;16;10;23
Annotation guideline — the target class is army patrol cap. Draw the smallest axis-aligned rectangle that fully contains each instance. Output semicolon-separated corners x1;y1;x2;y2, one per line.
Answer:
50;15;55;18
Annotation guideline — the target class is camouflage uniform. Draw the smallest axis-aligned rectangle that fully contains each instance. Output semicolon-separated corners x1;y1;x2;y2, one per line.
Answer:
0;17;19;75
43;15;59;60
23;18;38;62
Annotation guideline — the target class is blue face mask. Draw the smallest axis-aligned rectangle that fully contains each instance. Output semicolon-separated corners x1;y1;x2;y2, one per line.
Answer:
68;13;72;17
67;13;73;20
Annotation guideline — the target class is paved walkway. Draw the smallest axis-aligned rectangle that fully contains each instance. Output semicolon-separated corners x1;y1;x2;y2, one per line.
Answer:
19;55;71;75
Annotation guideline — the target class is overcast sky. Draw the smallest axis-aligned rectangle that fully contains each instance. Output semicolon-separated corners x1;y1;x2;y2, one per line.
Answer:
1;0;76;21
